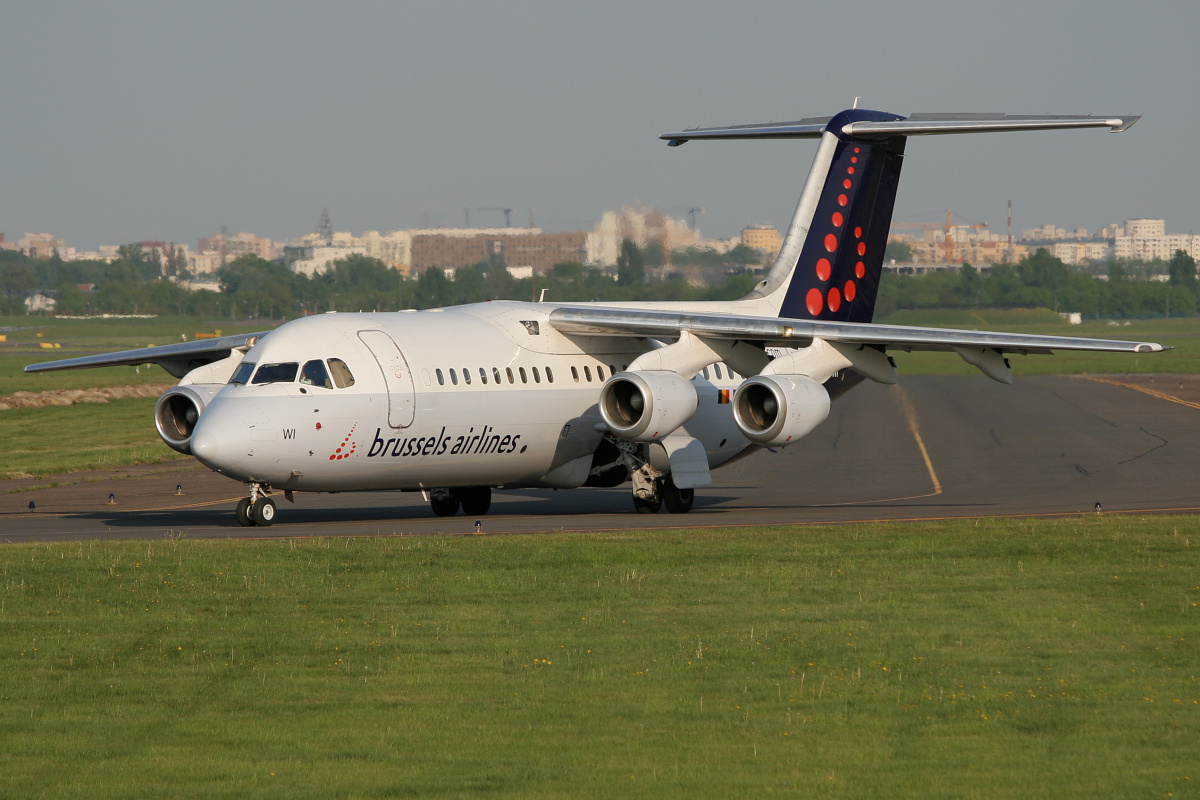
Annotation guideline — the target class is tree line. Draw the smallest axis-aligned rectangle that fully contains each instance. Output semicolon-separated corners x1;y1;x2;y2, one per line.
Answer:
1;242;1196;321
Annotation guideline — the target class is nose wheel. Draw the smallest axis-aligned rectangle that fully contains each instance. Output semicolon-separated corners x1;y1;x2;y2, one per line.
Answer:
236;484;277;527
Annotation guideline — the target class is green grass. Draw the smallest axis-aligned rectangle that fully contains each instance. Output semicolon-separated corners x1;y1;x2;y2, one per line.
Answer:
0;398;178;479
1;516;1196;798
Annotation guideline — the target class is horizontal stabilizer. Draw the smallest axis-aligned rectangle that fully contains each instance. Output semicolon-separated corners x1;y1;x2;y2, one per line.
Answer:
661;113;1139;145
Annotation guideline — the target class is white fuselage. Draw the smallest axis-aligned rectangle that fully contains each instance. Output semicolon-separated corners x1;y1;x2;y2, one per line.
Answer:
189;301;760;492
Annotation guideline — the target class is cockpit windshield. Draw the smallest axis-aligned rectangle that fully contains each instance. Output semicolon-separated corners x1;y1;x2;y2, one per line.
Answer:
300;359;332;389
229;362;256;385
252;362;299;384
328;358;355;388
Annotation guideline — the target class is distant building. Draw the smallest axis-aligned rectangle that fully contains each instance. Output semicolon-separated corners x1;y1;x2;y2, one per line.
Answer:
25;293;56;313
1112;219;1200;261
290;246;369;277
741;225;782;257
410;228;588;275
586;206;699;266
13;233;64;259
1053;241;1112;265
198;231;277;263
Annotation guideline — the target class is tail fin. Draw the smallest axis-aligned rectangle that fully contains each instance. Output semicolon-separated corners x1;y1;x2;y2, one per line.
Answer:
772;109;905;322
661;110;1140;323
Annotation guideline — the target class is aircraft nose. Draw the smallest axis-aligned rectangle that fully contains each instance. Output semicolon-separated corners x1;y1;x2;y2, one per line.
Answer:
190;404;249;474
191;429;219;462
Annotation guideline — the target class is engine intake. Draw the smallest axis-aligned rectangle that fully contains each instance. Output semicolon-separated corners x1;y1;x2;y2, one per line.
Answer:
733;374;830;447
154;384;223;454
599;371;698;442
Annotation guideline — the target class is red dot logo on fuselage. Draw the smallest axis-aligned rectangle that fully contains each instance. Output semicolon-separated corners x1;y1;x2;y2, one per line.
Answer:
328;423;358;461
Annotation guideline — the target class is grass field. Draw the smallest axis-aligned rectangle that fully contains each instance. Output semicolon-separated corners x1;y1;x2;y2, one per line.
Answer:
1;516;1196;798
0;398;179;480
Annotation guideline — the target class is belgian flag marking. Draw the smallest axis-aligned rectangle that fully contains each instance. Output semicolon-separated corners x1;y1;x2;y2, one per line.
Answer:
717;389;731;404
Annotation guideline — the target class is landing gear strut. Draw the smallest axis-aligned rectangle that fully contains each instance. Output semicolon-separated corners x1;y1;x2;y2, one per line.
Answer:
236;483;276;527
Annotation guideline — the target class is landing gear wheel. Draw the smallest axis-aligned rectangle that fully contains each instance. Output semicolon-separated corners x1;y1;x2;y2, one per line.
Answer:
236;497;255;527
662;478;695;514
252;496;277;527
430;489;460;517
632;494;662;514
459;486;492;516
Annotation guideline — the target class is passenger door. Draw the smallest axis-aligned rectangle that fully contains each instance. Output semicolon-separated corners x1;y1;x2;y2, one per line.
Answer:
357;330;416;428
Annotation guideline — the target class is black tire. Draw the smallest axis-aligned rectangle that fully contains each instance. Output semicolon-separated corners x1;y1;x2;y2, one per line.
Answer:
430;489;460;517
252;496;277;527
459;486;492;516
632;494;661;514
236;496;255;527
662;477;695;514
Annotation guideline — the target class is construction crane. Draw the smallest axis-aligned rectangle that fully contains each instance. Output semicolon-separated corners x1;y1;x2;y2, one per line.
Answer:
891;210;987;263
478;207;513;228
687;207;705;230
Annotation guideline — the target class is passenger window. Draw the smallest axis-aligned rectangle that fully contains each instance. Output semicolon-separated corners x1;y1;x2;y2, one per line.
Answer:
252;362;299;384
493;367;502;384
436;368;444;386
328;358;355;388
479;367;488;385
545;367;553;383
702;366;710;379
532;367;541;384
596;365;605;380
519;367;527;383
584;365;592;382
506;367;515;384
571;366;579;382
449;369;458;385
714;364;723;379
462;368;471;385
608;364;617;376
229;362;255;385
300;360;332;389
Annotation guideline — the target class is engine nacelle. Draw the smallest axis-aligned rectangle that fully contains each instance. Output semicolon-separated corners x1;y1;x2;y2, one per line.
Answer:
154;384;224;454
599;370;698;443
732;374;830;447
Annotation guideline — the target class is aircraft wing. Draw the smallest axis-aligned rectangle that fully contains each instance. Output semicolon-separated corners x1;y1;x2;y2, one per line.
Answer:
548;307;1166;355
23;331;268;379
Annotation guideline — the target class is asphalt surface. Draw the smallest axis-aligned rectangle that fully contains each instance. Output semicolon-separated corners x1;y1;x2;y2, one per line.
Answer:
3;374;1199;542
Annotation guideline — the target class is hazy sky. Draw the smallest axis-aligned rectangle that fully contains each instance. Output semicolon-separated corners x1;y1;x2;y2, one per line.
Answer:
4;1;1198;250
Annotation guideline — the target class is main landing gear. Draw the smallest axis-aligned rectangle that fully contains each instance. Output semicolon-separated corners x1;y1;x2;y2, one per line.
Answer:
429;486;492;517
631;464;694;515
236;483;277;527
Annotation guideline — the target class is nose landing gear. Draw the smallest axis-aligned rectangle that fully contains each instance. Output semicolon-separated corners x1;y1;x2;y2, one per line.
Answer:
236;483;277;527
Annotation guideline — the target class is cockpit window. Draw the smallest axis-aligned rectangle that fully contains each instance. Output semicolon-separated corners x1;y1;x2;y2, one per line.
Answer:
229;362;256;385
328;358;355;388
252;362;299;384
300;359;332;389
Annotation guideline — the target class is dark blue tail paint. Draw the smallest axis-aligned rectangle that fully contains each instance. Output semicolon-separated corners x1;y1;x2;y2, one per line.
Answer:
777;109;907;323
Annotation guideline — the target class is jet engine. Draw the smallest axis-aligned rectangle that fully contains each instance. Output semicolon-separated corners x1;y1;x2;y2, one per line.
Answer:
154;384;224;454
732;374;830;447
599;370;698;442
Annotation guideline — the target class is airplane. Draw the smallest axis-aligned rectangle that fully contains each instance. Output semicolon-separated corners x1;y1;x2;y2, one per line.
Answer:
26;107;1164;527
